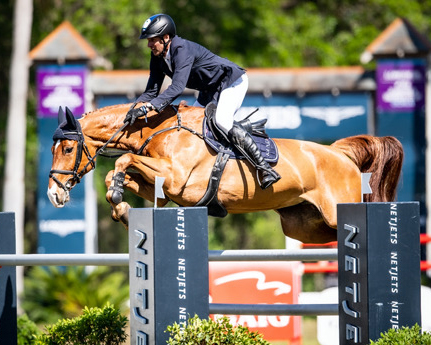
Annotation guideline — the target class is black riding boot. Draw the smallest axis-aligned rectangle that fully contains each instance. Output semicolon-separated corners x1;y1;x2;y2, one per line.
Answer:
228;123;281;189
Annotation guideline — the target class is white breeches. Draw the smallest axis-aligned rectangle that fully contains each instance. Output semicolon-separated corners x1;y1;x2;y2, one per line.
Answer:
193;74;248;134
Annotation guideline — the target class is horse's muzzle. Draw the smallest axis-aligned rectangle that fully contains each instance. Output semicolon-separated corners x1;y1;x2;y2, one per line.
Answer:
47;184;70;208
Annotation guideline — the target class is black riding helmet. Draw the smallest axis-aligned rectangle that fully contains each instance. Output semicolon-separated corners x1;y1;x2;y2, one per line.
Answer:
140;14;176;39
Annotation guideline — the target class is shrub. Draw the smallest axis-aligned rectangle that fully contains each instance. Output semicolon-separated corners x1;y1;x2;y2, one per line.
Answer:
166;315;271;345
18;314;42;345
34;304;128;345
370;324;431;345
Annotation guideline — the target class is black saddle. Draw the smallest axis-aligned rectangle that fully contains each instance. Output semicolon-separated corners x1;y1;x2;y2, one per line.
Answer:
195;103;278;217
202;104;279;163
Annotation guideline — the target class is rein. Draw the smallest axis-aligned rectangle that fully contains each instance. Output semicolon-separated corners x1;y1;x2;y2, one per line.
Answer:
49;133;95;192
49;121;130;192
50;106;203;192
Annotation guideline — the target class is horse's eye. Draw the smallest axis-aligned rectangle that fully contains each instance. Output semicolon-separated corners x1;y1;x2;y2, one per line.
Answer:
65;147;74;154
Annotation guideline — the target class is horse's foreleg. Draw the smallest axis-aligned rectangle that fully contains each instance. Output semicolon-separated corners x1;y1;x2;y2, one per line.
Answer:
111;202;131;229
276;202;337;244
106;153;172;205
105;170;132;228
121;171;170;207
114;153;173;185
105;153;172;228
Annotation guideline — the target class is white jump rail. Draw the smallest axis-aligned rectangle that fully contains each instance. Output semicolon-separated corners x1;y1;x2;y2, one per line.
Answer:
0;249;339;316
0;249;337;266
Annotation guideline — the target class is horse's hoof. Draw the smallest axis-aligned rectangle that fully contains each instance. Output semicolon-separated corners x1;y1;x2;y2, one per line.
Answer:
120;213;129;228
112;191;123;204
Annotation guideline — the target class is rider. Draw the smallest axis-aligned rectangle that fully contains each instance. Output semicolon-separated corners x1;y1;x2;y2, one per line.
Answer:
124;13;280;189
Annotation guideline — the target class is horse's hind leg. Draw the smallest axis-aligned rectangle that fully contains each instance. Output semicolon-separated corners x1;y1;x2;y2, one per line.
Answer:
276;203;337;244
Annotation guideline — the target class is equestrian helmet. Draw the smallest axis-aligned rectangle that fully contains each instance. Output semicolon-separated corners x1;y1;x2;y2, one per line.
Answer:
140;14;176;39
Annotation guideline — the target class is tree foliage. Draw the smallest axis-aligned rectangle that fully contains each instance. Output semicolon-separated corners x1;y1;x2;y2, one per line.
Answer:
22;266;129;324
3;0;431;255
30;0;431;69
31;0;161;69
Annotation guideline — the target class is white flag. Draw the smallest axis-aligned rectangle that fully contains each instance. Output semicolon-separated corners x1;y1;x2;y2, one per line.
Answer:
154;176;166;207
361;173;372;202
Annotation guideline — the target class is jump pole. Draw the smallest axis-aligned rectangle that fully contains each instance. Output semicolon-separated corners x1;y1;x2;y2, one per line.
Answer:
0;212;17;344
128;207;209;345
337;202;421;344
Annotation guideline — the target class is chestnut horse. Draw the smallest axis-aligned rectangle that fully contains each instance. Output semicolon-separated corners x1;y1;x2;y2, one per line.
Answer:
47;103;403;243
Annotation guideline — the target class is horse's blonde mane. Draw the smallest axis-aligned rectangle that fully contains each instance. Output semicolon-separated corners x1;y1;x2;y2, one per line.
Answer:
81;102;197;119
82;103;129;118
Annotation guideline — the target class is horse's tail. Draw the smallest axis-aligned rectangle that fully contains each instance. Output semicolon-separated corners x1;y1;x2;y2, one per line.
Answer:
331;135;404;202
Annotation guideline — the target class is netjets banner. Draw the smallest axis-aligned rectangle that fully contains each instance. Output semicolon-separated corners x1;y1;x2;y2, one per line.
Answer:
238;92;370;141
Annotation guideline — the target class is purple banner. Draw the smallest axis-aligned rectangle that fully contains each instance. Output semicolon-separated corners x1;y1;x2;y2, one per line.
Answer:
37;65;87;118
376;59;426;112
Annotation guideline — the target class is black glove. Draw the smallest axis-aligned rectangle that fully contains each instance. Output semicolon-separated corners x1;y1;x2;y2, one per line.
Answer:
124;106;147;125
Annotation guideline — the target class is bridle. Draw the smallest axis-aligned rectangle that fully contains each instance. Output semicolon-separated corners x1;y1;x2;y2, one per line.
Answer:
49;106;202;193
49;116;132;192
49;128;96;193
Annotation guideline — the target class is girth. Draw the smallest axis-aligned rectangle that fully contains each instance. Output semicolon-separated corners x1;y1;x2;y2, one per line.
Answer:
195;104;278;217
195;151;230;217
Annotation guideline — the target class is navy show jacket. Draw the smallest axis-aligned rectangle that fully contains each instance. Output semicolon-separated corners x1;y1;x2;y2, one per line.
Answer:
136;36;245;112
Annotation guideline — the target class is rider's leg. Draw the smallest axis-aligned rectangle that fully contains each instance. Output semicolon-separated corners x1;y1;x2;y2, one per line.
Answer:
228;123;281;189
215;74;280;189
213;74;248;134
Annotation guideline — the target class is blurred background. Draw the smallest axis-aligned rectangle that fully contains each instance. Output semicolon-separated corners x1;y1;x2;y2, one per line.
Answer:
2;1;431;344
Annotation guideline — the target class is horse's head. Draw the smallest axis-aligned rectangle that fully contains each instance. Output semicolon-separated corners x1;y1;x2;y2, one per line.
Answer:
47;107;95;208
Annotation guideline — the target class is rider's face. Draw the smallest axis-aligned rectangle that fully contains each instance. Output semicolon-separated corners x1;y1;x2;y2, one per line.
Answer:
147;35;169;57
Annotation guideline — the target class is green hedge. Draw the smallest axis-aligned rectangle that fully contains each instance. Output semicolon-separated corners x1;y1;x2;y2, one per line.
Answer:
370;324;431;345
34;304;127;345
18;314;42;345
166;315;270;345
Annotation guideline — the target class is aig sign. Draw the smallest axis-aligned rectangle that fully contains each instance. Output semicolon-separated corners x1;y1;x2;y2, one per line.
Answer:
337;203;421;345
209;261;302;344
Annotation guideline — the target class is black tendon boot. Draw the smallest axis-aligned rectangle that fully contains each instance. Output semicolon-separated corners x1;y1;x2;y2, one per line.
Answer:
228;124;281;189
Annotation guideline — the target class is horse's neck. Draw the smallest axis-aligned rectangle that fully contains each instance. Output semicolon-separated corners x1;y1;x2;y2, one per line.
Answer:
80;104;204;153
79;106;133;151
79;106;169;151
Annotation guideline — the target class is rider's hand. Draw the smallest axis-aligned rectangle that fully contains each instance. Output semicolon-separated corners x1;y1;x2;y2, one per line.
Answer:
124;104;151;125
145;103;155;111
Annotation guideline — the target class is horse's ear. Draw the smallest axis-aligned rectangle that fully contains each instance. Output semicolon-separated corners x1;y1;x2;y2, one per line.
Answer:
65;107;77;130
58;106;66;125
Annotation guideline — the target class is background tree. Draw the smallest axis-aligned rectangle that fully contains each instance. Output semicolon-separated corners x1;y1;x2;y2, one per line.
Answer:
3;0;33;301
2;0;431;256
